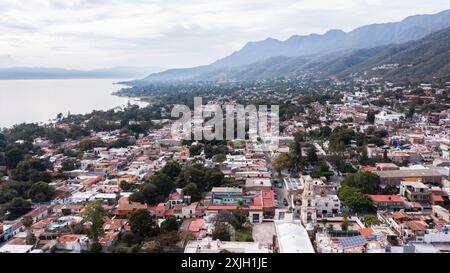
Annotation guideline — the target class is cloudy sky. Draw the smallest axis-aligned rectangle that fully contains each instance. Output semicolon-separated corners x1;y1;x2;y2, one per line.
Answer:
0;0;449;69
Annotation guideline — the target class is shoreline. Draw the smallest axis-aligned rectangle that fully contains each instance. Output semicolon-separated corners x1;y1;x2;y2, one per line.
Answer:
0;78;148;130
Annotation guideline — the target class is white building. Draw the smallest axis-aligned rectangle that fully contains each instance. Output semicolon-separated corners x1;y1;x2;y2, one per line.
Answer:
274;220;315;253
316;195;341;217
375;111;404;126
184;238;272;253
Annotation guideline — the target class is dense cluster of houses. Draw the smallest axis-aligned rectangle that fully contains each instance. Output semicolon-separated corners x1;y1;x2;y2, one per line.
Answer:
1;80;449;254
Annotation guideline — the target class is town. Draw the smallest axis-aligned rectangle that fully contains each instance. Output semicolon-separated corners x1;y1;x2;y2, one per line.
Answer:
0;77;449;254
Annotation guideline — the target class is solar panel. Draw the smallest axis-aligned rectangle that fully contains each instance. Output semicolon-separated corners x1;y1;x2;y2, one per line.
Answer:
339;235;367;248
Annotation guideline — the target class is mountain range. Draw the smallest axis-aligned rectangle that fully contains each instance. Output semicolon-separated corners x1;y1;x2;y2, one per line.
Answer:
137;9;450;83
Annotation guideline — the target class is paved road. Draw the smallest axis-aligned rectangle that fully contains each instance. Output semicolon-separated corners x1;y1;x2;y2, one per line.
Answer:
264;150;287;208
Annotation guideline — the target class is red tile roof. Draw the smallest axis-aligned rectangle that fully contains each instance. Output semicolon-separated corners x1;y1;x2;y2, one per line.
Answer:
359;228;374;238
253;190;275;208
164;209;174;217
369;195;403;203
431;195;444;202
188;219;204;232
405;220;427;231
58;234;83;244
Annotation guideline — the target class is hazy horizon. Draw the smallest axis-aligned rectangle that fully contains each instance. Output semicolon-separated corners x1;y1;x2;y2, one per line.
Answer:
1;0;449;70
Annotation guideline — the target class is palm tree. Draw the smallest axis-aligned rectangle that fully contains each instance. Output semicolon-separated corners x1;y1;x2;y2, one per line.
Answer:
22;215;36;245
341;212;351;231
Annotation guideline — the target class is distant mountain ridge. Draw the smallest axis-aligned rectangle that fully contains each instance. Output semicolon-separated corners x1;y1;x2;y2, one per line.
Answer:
0;66;164;80
139;9;450;83
177;26;450;82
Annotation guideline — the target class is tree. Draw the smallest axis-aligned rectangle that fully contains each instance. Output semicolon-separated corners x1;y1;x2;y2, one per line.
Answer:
338;185;372;212
109;137;132;148
45;128;67;143
320;126;332;138
90;241;103;253
189;144;202;157
21;215;33;229
26;232;37;245
138;182;160;205
160;216;179;232
28;181;55;203
149;173;175;197
129;190;145;203
359;146;370;165
22;215;36;245
183;183;202;201
81;201;108;241
120;231;139;247
342;171;380;194
141;241;161;253
176;164;207;189
212;154;227;163
78;138;105;152
273;153;290;175
382;184;399;195
307;145;318;165
212;223;231;241
156;230;179;247
161;161;182;180
204;168;225;190
311;161;333;179
129;209;159;239
363;214;381;227
217;210;246;230
12;158;51;182
289;132;304;173
366;111;376;124
341;212;351;231
5;147;24;169
406;104;415;118
119;180;135;192
61;159;80;171
7;197;32;219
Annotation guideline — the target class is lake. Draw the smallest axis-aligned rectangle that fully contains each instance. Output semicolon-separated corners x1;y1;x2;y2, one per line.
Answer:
0;79;146;128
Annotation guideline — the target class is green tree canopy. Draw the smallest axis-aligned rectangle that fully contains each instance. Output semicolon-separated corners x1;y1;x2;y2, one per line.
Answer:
149;173;175;197
273;153;290;174
81;201;108;241
61;159;80;171
338;185;372;212
212;223;231;241
5;147;24;169
129;209;159;239
342;171;380;194
160;216;179;232
28;181;55;203
6;197;32;220
161;161;182;180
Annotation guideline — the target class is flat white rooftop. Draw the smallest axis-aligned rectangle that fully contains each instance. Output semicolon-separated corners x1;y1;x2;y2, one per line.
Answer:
0;244;33;253
275;221;315;253
184;238;272;253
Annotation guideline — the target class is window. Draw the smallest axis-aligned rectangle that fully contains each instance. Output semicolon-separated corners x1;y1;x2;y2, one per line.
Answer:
252;213;260;223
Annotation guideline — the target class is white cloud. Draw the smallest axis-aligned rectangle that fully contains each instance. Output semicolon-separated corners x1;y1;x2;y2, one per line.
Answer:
0;0;448;69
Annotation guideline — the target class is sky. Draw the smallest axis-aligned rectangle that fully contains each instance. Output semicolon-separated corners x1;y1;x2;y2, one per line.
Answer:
0;0;449;70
